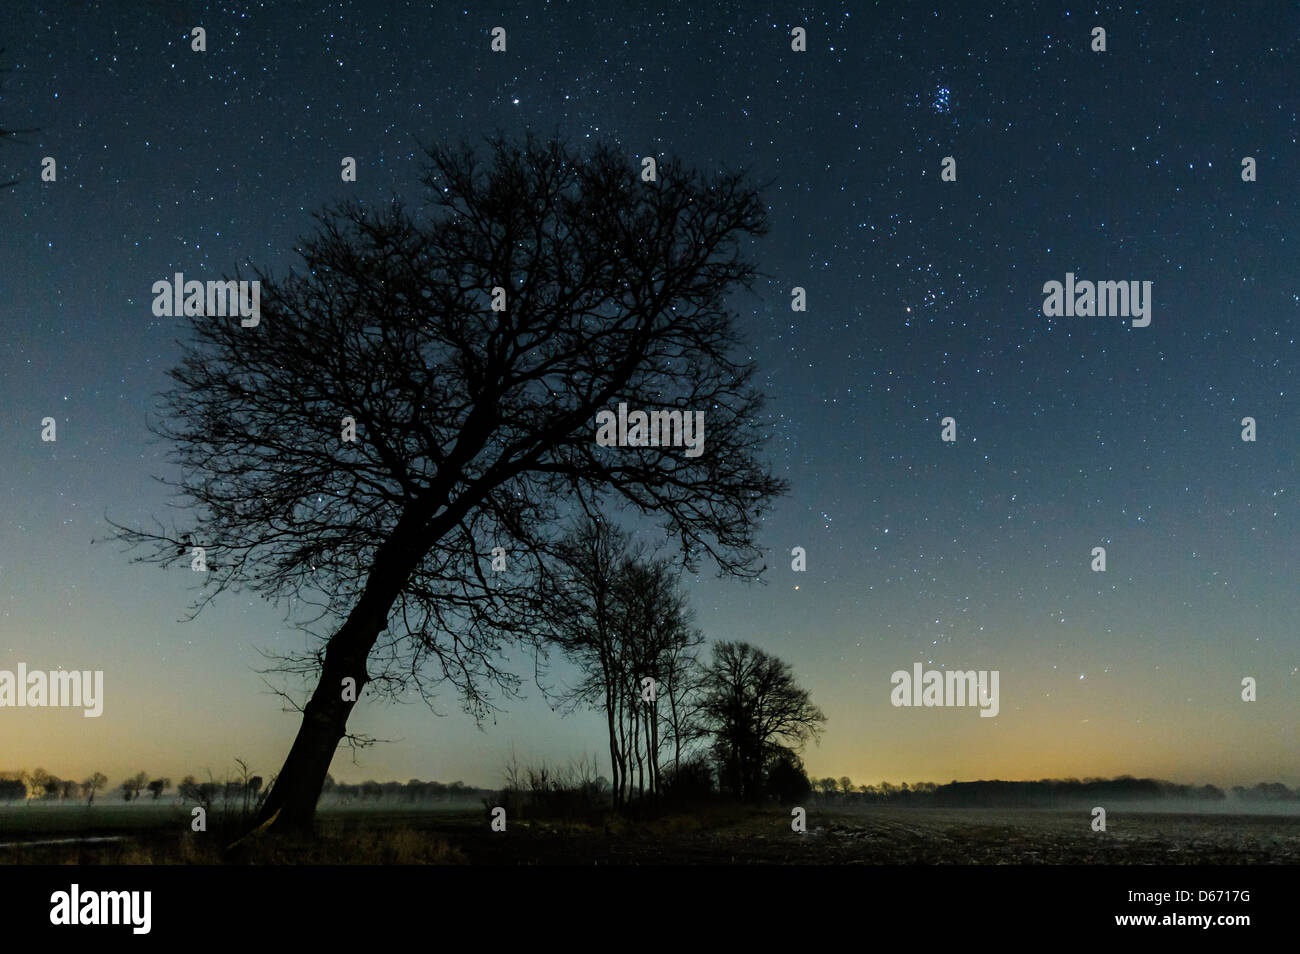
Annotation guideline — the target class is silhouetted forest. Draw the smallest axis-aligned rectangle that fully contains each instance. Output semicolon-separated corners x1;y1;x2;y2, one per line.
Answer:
808;777;1299;808
4;768;1296;810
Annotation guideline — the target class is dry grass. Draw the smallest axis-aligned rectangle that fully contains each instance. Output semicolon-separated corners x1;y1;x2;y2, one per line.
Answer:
9;826;467;865
9;804;1300;865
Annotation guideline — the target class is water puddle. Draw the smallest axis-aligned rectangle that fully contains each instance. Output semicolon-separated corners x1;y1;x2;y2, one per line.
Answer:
0;835;128;849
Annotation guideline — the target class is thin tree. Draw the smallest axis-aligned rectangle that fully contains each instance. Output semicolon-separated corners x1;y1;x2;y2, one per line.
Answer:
110;133;785;833
81;772;107;806
234;758;256;816
659;618;708;777
543;516;633;808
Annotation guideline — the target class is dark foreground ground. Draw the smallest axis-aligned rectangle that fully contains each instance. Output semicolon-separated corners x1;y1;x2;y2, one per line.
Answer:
2;802;1298;864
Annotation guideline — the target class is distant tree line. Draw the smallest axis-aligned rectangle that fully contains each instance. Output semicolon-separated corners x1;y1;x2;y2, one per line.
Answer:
4;767;1292;813
320;775;491;803
0;769;161;805
800;776;1300;807
0;761;261;807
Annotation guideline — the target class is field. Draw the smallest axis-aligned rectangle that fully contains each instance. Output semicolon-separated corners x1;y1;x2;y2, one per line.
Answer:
3;802;1298;864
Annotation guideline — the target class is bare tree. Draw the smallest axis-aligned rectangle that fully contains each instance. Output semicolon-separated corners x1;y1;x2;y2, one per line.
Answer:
617;549;706;804
178;774;218;813
111;133;785;833
545;515;705;809
233;758;258;816
25;768;53;800
121;771;149;802
81;772;108;806
147;777;172;800
700;642;826;801
542;517;632;808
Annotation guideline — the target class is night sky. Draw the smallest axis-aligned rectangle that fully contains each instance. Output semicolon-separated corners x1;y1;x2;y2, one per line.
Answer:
2;2;1296;790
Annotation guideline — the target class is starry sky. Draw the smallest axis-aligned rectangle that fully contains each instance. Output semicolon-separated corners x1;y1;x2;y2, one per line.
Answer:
1;1;1296;791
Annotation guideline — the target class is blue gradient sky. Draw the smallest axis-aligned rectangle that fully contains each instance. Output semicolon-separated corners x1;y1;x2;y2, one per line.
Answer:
1;1;1296;790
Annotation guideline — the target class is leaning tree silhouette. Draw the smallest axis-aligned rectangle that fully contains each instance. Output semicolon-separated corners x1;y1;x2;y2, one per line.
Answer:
112;133;788;834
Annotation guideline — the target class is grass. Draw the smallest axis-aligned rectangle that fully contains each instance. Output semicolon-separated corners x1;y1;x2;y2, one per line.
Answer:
3;801;1298;864
0;801;464;863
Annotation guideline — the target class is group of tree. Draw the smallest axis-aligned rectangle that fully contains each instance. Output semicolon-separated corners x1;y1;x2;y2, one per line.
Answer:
0;769;155;805
532;514;828;811
0;763;478;809
0;767;310;807
541;517;706;808
799;777;1299;807
110;132;788;834
176;760;265;817
120;771;172;802
319;775;489;803
699;641;825;802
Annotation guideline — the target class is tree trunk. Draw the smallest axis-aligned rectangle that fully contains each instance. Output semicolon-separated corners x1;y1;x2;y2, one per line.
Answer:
253;508;434;833
600;652;620;811
633;704;644;802
649;698;659;802
615;686;629;807
251;605;384;831
604;692;620;811
667;682;681;776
